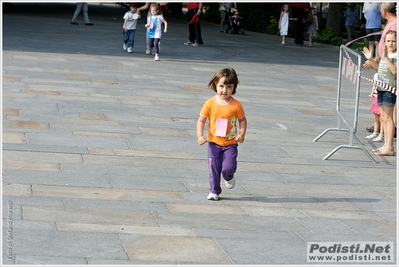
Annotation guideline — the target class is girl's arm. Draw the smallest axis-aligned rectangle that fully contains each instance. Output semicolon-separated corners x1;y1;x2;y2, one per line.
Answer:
278;12;283;28
163;19;168;32
235;117;247;143
197;116;207;145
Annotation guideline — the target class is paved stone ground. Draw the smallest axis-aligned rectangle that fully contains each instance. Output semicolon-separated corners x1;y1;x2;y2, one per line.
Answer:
2;2;397;265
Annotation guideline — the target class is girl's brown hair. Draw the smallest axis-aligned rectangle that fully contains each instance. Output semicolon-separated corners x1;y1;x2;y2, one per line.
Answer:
208;68;240;95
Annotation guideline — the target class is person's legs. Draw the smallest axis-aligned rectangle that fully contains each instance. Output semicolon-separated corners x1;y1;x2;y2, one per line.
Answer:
380;105;395;149
153;38;160;54
221;144;238;182
71;2;83;22
82;2;90;23
127;29;135;48
208;142;223;195
346;25;353;42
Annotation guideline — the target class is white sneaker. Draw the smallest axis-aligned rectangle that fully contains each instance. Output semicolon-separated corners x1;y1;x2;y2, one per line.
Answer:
127;47;133;53
184;41;194;46
123;43;127;50
365;133;378;140
225;177;235;189
192;43;198;47
154;55;160;61
373;134;384;142
145;48;151;54
207;193;219;201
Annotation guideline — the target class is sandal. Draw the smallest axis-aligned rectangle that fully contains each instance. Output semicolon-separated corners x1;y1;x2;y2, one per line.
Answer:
374;147;395;156
372;146;385;152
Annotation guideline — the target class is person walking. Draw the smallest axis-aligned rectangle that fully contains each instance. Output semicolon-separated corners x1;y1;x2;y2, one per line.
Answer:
344;3;360;43
220;2;236;33
307;8;318;46
71;2;93;26
122;4;140;53
137;2;168;55
145;4;167;61
197;68;247;201
279;4;296;45
291;2;310;46
184;2;204;46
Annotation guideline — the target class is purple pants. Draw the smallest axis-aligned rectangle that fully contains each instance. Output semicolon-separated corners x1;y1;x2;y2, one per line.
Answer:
208;142;238;195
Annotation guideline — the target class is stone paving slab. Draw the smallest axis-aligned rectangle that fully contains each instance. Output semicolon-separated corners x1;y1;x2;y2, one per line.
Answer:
2;2;397;265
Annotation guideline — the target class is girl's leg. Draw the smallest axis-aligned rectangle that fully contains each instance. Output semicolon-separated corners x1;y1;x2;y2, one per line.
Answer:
380;105;395;149
153;38;160;54
373;113;380;134
208;142;223;195
221;144;238;181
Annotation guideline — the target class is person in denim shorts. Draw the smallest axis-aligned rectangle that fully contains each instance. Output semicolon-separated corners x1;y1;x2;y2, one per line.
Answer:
363;30;397;156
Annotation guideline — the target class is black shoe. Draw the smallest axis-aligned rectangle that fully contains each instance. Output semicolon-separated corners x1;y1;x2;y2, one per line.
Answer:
70;21;78;25
366;126;374;133
85;23;94;26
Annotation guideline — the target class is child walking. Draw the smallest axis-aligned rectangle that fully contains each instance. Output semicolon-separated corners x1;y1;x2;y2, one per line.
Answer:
197;68;247;201
123;4;141;53
278;4;296;45
365;73;384;142
145;4;167;61
307;8;318;47
363;30;397;156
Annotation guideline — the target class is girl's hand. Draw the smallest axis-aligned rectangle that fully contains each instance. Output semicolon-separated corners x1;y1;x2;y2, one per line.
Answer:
145;24;149;28
383;46;388;58
234;134;245;143
198;136;207;145
164;29;167;33
362;47;372;60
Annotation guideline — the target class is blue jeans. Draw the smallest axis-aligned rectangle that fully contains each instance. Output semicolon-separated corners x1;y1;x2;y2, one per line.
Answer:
207;142;238;195
123;29;136;48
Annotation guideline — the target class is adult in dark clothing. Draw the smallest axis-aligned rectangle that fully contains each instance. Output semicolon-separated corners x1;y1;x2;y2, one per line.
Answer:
184;2;204;46
291;2;310;46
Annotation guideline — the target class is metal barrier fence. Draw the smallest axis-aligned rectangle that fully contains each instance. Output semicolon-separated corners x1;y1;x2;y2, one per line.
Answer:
313;45;377;163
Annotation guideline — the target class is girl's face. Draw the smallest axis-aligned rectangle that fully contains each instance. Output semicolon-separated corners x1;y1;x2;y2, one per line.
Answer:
385;33;397;53
150;8;159;15
283;6;288;11
216;77;234;101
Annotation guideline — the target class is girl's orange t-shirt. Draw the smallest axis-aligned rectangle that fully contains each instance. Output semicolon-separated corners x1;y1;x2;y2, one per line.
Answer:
200;96;245;146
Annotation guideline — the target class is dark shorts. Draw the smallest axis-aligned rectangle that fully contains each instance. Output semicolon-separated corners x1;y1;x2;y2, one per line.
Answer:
378;90;397;107
366;28;382;41
221;10;229;22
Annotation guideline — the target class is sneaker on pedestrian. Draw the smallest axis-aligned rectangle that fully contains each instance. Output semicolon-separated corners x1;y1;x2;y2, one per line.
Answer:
123;43;127;50
127;47;133;53
154;55;160;61
365;132;378;140
207;193;219;201
373;134;384;142
146;48;151;54
184;41;194;46
225;177;235;189
192;43;199;47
